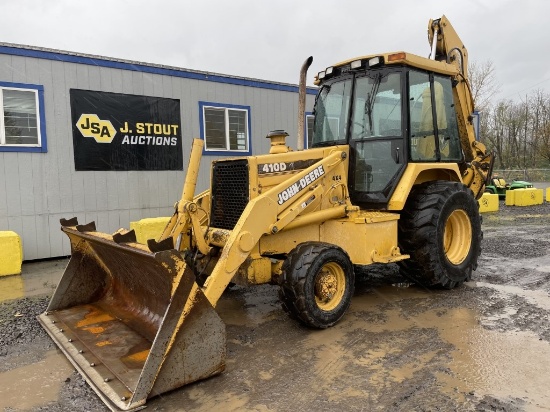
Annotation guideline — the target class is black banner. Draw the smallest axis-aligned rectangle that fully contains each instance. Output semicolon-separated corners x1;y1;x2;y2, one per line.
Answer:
70;89;183;171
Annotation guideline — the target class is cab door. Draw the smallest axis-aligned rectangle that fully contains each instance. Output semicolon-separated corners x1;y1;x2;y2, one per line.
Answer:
349;70;406;206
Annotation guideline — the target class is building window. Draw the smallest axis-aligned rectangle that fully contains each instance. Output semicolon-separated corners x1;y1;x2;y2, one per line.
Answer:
0;82;47;152
199;101;251;155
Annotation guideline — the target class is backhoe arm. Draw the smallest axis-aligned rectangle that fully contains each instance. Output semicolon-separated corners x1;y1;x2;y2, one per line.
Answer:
428;15;494;198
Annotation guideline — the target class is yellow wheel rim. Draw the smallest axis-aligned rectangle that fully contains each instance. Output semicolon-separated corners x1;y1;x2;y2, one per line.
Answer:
443;209;472;265
314;262;346;311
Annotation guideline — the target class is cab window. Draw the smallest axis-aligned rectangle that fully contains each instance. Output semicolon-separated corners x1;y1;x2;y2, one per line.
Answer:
409;70;462;162
434;75;461;161
351;72;402;139
409;71;436;161
312;78;352;146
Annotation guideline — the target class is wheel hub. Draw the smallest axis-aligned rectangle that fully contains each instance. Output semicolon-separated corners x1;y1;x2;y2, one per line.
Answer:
315;270;338;302
444;209;473;265
314;262;346;311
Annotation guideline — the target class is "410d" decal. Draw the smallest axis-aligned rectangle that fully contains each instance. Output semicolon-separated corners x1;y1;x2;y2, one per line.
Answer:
257;159;321;175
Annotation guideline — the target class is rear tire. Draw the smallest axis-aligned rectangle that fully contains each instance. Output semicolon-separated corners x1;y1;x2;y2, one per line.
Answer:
278;242;354;329
398;181;482;289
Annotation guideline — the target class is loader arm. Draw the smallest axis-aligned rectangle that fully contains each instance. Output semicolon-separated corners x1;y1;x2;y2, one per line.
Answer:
151;138;206;253
428;15;494;198
202;149;349;305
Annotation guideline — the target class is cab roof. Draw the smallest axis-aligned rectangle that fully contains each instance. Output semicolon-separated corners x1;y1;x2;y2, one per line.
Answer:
314;51;459;85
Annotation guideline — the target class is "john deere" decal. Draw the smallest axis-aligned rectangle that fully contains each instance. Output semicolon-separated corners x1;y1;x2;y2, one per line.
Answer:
277;165;325;205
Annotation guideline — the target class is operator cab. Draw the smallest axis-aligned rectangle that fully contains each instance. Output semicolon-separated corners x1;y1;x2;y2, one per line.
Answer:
311;54;463;208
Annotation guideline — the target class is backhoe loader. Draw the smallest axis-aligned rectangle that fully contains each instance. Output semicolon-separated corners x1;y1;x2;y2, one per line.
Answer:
39;15;493;411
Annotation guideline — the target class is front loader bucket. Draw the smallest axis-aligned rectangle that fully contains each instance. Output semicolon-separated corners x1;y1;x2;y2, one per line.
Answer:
38;219;226;411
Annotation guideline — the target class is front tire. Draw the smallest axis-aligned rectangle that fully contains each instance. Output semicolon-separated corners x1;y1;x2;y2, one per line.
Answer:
278;242;355;329
398;181;482;289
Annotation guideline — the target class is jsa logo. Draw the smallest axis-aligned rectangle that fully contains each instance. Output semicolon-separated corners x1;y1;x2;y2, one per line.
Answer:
77;114;117;143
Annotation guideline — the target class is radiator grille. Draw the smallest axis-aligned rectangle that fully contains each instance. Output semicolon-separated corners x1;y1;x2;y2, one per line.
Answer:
210;159;249;230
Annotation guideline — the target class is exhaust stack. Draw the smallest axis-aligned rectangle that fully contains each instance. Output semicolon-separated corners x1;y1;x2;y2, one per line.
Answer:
297;56;313;151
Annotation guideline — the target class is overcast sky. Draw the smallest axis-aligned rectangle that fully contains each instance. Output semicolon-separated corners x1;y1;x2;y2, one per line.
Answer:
2;0;549;102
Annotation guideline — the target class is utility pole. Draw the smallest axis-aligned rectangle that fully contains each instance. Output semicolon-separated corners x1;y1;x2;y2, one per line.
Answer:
523;95;529;180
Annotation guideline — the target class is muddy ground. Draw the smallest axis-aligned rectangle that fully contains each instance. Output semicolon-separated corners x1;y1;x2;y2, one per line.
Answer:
1;201;550;412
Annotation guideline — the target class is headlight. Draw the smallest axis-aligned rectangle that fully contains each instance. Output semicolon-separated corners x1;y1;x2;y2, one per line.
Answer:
368;56;382;67
350;59;363;69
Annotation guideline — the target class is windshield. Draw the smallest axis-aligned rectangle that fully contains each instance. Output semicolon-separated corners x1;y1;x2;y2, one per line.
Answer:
351;72;402;139
311;78;352;146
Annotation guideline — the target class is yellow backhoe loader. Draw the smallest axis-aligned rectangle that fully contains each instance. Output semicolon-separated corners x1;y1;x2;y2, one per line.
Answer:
38;15;493;411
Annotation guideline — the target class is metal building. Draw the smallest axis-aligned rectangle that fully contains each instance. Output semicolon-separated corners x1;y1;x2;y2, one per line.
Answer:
0;43;316;260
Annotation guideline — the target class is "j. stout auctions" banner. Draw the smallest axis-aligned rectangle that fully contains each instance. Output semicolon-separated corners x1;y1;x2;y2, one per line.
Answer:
70;89;183;171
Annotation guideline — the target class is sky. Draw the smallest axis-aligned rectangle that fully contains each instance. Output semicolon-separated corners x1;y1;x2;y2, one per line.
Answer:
2;0;549;102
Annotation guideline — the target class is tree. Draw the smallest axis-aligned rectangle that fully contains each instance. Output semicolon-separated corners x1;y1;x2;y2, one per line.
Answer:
468;60;498;110
468;60;550;170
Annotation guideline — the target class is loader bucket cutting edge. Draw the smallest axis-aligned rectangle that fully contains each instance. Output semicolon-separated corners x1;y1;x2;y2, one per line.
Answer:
38;223;226;411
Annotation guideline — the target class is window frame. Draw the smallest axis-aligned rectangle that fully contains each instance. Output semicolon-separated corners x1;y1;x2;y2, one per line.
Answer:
305;112;314;149
198;101;252;156
0;81;47;153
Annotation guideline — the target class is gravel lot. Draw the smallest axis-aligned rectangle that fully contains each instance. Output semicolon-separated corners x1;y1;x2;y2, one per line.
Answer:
1;200;549;411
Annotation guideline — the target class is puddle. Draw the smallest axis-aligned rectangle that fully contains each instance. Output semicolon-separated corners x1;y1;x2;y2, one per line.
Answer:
217;286;280;326
179;386;274;412
0;350;73;410
299;286;550;408
473;281;550;311
0;259;66;302
441;316;550;409
0;275;25;301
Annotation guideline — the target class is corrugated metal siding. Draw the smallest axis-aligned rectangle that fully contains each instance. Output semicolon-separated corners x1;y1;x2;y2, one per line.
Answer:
0;52;315;259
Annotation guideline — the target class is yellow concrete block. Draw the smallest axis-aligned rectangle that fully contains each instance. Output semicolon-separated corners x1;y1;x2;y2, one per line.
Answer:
0;231;23;276
478;193;499;213
505;189;515;206
535;188;544;204
512;188;543;206
546;187;550;202
130;217;171;244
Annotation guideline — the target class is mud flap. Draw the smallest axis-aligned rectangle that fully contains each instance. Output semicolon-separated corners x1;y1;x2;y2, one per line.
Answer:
38;221;226;411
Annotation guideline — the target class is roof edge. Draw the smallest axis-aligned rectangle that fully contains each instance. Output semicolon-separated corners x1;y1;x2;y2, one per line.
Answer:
0;42;318;95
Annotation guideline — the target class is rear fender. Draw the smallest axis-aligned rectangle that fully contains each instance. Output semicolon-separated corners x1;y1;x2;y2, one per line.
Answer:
388;163;462;210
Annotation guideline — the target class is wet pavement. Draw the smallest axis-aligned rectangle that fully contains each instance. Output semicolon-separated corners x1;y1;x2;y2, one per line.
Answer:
1;202;550;411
